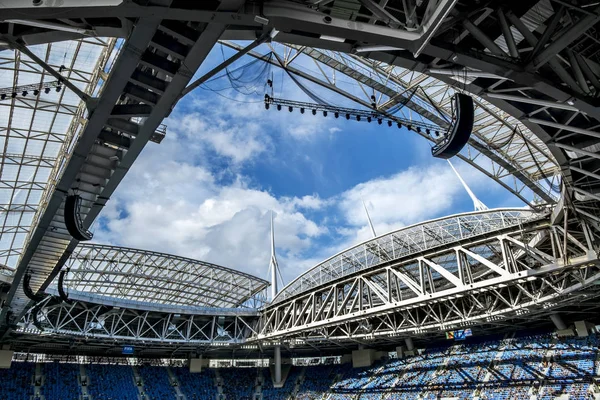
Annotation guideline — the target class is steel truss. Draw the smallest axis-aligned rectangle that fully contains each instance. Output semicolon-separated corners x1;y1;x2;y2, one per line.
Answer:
19;297;259;346
4;0;600;349
2;2;599;210
256;209;600;341
273;209;546;303
59;243;268;309
2;0;248;327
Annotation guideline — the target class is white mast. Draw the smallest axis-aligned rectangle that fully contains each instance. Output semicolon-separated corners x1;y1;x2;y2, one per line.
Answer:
362;197;377;238
447;160;488;211
269;211;279;300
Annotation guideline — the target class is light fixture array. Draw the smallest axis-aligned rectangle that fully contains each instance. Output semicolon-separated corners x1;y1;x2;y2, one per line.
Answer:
264;94;442;137
0;80;63;101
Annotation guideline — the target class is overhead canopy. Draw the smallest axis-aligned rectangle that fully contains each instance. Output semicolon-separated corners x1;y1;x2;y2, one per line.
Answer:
54;243;269;309
272;208;547;304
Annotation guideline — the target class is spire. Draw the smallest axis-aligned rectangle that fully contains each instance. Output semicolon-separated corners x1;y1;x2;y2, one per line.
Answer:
447;160;488;211
362;197;377;238
269;211;279;300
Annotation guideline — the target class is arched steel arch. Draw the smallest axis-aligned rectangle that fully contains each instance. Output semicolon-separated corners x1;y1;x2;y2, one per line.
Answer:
255;208;600;341
13;208;600;350
16;243;268;347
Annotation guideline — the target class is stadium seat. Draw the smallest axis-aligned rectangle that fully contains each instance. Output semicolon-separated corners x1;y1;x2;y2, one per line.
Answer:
0;333;597;400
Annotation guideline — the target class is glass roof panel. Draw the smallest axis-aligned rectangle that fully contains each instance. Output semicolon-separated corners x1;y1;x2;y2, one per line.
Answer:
0;38;114;270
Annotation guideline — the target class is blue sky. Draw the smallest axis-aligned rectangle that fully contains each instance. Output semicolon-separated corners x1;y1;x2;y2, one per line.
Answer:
95;42;526;285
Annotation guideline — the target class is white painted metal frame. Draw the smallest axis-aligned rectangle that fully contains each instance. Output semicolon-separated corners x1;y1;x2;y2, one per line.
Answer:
272;208;546;303
258;209;600;341
20;297;259;345
56;243;268;309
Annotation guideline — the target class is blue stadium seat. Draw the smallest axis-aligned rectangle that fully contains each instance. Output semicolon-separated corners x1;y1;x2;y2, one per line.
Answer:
0;332;597;400
171;366;217;400
86;364;139;400
41;362;81;400
138;365;177;400
0;361;35;400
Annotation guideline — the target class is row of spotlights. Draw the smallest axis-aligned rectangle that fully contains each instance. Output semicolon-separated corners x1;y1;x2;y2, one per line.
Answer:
266;103;440;136
0;86;62;101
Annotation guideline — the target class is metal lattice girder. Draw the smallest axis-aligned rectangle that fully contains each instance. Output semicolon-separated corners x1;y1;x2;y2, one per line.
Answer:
55;243;268;309
273;208;547;304
19;296;259;345
257;208;600;341
5;2;600;214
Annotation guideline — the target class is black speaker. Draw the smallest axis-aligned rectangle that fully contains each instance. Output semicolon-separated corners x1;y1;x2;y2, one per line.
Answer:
23;273;45;302
58;269;72;303
65;194;93;241
432;93;474;159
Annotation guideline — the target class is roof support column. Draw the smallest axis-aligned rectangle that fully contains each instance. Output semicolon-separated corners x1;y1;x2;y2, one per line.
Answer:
550;313;567;330
529;8;600;70
496;9;519;58
567;49;590;94
575;53;600;91
463;20;507;57
274;344;282;384
506;11;582;93
405;337;414;351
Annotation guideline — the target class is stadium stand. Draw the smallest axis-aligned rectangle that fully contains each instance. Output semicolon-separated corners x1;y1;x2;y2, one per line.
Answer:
41;362;81;400
262;366;302;400
0;361;35;399
295;364;346;400
171;366;217;400
301;332;599;400
86;364;140;400
0;332;598;399
138;365;178;399
219;367;260;399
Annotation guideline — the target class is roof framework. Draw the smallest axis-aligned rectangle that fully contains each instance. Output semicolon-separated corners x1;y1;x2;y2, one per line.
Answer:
259;208;600;342
273;209;546;304
59;244;268;309
1;0;600;352
0;38;115;275
0;0;244;324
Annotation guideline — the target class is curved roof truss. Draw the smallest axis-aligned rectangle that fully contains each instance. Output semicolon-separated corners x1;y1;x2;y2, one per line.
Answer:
57;243;269;309
273;208;547;304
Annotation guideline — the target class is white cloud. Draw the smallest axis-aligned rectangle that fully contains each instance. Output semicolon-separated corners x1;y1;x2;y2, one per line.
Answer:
284;194;329;210
330;161;498;249
96;151;500;286
95;133;327;280
94;54;511;290
167;105;270;165
340;165;458;227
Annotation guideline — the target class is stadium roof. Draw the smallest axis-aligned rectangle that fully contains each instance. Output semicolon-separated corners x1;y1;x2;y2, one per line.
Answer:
272;208;547;304
53;243;269;309
0;38;116;278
